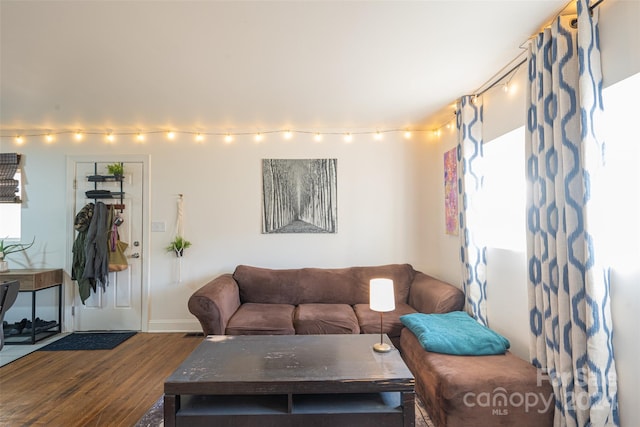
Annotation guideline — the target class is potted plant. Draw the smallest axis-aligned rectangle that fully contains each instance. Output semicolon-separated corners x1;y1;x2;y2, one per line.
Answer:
165;236;191;257
0;237;35;272
107;163;124;178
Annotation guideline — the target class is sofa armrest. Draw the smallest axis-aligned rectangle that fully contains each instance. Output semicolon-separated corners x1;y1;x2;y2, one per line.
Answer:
188;273;241;335
408;272;464;314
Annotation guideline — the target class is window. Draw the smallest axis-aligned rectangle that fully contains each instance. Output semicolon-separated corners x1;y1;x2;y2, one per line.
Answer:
0;154;22;239
599;72;640;270
479;127;526;251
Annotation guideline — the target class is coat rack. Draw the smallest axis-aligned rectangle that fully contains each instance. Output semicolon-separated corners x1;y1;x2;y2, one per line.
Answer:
85;162;125;211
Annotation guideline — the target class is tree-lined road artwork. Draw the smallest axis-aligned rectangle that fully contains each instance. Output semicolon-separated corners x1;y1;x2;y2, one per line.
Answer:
262;159;337;234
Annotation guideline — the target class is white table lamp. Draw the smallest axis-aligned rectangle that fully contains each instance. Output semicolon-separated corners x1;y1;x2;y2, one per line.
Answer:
369;278;395;353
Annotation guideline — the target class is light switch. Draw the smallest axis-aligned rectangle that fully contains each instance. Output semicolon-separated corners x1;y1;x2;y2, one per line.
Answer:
151;221;166;232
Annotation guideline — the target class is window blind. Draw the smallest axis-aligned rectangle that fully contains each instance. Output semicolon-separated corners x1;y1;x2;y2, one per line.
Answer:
0;153;21;203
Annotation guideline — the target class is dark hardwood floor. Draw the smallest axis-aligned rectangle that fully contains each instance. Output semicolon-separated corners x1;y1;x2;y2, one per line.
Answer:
0;332;203;426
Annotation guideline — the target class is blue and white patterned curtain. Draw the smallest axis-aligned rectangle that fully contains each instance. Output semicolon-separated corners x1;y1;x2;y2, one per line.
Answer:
525;1;619;425
456;95;487;325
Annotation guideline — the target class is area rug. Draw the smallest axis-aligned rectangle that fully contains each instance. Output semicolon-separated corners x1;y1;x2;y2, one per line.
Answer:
134;394;435;427
37;332;136;351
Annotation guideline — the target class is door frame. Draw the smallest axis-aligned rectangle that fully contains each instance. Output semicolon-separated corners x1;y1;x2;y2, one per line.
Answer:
65;154;151;332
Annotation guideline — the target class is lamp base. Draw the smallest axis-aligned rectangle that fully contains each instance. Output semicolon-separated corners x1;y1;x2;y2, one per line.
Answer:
373;342;392;353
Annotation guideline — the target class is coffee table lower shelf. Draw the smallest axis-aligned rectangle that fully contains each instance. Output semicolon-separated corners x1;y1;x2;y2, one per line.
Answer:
167;391;409;427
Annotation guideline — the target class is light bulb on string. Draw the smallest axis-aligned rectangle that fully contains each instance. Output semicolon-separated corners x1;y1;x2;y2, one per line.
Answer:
1;126;434;144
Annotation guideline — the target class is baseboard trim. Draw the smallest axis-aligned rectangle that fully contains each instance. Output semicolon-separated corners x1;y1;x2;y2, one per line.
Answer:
147;319;201;333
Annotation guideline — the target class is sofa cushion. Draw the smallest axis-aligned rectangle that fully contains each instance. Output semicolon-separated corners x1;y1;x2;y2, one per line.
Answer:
233;264;416;306
353;302;417;338
225;303;295;335
293;304;360;334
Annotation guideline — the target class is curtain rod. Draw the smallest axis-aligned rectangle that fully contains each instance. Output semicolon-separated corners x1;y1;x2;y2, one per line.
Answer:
470;0;606;98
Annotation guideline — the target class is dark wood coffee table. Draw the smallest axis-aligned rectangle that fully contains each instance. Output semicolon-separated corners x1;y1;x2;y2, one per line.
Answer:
164;334;415;427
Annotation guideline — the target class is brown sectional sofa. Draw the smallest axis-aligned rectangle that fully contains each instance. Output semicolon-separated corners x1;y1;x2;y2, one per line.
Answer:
400;329;554;427
188;263;463;348
188;263;554;427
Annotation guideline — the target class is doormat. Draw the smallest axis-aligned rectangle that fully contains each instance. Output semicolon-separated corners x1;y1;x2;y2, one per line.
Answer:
37;332;137;351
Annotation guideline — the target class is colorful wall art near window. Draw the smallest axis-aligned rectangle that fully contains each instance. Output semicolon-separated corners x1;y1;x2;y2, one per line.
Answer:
444;148;458;235
262;158;337;233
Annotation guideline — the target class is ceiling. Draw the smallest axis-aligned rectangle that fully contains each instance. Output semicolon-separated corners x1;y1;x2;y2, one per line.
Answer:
0;0;568;136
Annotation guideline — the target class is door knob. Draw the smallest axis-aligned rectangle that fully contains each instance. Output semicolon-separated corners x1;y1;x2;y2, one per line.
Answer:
128;253;140;259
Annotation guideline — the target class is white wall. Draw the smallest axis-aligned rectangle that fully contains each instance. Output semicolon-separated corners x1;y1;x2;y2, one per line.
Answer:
418;129;461;287
0;132;423;332
417;1;640;424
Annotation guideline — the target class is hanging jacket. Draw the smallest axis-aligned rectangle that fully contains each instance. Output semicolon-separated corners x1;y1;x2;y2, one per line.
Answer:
82;202;110;291
72;203;94;304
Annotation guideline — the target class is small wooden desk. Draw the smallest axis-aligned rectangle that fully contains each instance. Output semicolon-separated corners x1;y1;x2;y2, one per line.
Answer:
0;268;63;344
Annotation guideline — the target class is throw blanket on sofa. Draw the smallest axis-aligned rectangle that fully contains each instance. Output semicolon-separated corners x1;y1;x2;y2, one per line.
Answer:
400;311;510;355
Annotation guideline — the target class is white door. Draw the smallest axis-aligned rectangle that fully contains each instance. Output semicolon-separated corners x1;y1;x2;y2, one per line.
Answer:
73;161;143;331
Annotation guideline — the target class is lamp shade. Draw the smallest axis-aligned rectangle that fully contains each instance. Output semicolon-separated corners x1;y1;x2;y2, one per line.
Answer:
369;278;395;312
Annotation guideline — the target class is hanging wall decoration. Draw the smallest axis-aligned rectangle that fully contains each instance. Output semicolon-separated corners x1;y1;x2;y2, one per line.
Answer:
166;194;191;282
444;147;458;235
262;159;337;234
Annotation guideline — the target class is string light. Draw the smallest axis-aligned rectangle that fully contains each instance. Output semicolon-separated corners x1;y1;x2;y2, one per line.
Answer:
503;69;518;95
426;112;458;139
2;127;445;144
